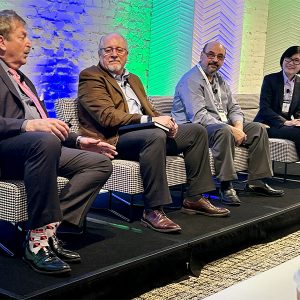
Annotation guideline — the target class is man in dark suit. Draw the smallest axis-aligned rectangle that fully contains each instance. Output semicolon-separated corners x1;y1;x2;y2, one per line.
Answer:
0;10;117;275
254;46;300;157
78;33;230;235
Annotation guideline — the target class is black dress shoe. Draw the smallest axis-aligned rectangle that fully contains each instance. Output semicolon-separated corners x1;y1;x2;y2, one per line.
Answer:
219;188;241;206
245;183;284;197
23;244;71;275
56;222;84;235
48;235;81;263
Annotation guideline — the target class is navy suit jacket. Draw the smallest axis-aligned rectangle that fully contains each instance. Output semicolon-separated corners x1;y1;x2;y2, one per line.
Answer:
254;71;300;128
0;64;77;146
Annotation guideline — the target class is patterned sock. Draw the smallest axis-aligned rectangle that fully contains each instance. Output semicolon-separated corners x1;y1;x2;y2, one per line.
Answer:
28;228;49;254
45;222;60;238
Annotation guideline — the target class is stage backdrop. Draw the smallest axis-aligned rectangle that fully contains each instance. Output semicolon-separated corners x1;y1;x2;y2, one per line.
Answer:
0;0;299;116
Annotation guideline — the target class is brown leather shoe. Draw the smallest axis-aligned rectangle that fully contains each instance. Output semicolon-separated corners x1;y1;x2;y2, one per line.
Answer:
182;197;230;217
141;210;182;233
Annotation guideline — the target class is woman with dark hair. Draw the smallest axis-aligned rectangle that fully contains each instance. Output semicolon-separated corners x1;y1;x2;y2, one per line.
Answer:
254;46;300;157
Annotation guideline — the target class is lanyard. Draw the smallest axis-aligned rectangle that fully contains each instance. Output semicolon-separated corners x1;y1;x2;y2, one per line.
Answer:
197;63;222;106
197;63;227;122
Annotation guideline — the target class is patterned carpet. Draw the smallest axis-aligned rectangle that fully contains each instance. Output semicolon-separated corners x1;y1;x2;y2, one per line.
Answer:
134;230;300;300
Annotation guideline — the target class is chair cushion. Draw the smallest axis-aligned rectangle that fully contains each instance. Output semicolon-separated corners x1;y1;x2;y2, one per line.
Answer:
103;156;187;194
0;177;69;223
269;138;299;163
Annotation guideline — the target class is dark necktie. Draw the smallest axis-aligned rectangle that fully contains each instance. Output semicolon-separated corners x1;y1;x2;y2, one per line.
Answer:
8;68;47;119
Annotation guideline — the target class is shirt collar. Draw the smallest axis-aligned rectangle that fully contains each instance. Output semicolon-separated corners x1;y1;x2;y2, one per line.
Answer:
283;70;295;85
110;69;130;82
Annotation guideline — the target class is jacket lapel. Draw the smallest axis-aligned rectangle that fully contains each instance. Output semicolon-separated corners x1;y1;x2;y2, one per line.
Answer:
97;64;124;95
273;72;284;112
290;75;300;114
0;64;23;101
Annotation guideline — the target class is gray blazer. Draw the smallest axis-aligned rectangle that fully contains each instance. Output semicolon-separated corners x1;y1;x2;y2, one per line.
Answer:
172;65;244;126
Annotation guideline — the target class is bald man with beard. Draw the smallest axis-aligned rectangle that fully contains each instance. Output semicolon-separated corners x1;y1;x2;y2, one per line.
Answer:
172;41;284;206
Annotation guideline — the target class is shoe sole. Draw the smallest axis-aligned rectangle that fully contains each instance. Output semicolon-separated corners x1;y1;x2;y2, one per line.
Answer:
181;207;230;217
220;200;241;206
59;257;81;263
22;257;71;275
244;190;285;197
140;219;181;233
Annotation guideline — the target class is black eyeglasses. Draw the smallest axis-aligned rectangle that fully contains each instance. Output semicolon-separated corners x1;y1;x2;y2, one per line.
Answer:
100;47;128;56
203;51;225;61
284;57;300;65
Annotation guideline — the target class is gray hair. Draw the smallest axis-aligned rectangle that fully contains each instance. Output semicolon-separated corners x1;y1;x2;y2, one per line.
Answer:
0;10;26;40
98;33;128;56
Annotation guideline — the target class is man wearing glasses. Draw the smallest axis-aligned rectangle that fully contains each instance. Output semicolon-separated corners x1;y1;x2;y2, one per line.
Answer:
172;41;284;206
77;34;230;234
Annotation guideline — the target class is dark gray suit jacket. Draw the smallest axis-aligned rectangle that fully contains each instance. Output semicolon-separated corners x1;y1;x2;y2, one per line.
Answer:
0;63;77;146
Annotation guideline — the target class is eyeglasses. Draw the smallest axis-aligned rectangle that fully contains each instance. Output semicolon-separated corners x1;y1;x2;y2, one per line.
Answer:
284;57;300;65
100;47;128;56
203;51;225;61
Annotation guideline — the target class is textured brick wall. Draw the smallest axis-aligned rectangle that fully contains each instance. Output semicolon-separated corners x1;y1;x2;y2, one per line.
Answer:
1;0;297;114
238;0;269;94
1;0;151;116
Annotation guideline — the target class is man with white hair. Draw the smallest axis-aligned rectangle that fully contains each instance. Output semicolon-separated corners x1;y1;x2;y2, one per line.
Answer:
77;33;230;234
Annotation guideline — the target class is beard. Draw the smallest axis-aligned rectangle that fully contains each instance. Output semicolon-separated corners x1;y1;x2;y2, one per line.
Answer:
107;62;122;73
205;62;220;76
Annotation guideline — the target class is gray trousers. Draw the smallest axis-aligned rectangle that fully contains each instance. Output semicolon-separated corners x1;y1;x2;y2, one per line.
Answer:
0;132;113;229
206;122;273;182
117;123;215;208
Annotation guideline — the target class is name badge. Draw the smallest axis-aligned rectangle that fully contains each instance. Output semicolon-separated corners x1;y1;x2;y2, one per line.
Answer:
219;112;228;123
282;102;290;113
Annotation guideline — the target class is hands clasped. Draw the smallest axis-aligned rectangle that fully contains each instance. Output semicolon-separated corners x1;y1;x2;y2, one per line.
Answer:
284;119;300;127
230;126;247;146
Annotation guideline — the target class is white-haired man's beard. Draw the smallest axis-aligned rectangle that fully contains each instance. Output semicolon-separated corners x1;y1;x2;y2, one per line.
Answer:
107;63;122;73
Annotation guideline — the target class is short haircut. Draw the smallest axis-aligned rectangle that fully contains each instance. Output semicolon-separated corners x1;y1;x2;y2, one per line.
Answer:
0;10;26;40
202;41;226;56
98;33;128;56
280;46;300;69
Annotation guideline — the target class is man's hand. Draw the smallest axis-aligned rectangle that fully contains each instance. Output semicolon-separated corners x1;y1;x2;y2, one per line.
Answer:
153;116;178;138
79;137;117;159
25;118;70;141
230;126;247;146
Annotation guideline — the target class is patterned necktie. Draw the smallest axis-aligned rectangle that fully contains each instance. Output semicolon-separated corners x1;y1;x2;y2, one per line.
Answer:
8;68;47;119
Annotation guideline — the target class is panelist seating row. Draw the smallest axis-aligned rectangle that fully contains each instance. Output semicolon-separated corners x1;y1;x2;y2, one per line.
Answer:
54;97;248;221
1;94;296;255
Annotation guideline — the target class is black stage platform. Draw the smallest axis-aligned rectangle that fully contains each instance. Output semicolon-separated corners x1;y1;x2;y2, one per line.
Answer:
0;162;299;299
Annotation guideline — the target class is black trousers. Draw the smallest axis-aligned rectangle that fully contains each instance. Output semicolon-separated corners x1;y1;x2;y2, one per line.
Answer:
0;132;113;229
116;123;215;208
267;126;300;157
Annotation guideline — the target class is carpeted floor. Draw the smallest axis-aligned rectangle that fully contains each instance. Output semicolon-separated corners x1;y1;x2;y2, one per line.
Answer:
134;229;300;300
